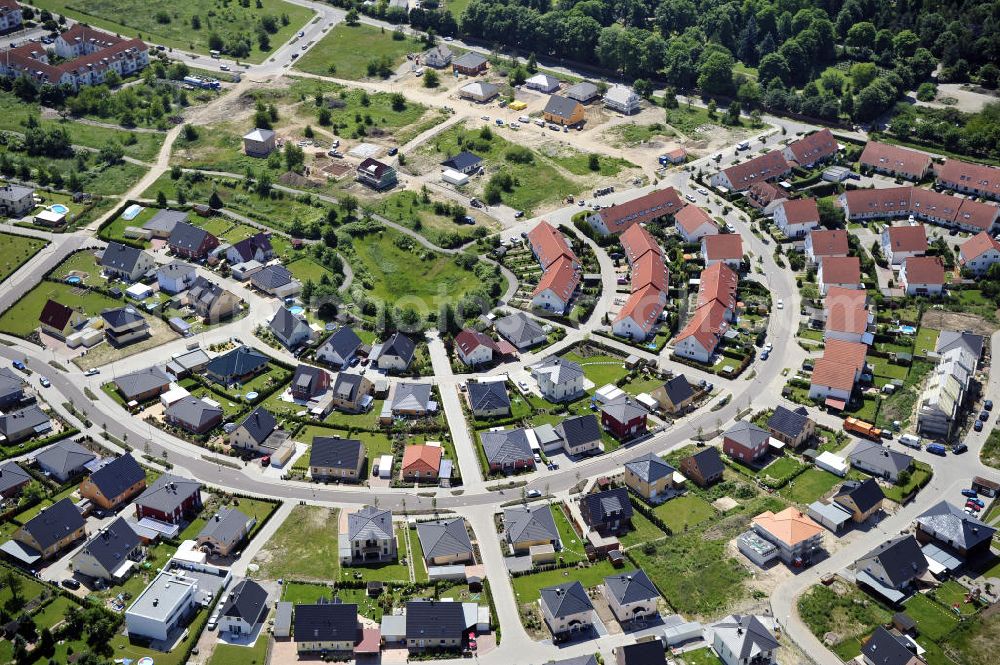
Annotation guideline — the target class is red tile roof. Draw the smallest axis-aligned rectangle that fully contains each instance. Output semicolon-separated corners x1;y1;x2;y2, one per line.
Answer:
696;262;739;311
0;0;21;11
455;329;500;356
825;288;869;335
859;141;932;177
779;198;820;225
675;299;729;351
702;233;743;261
631;252;669;292
615;285;666;334
746;181;788;209
402;445;442;475
821;256;861;285
720;150;790;190
620;224;662;264
902;256;945;285
884;224;928;253
528;221;577;268
593;187;683;234
843;187;914;217
953;197;1000;231
810;357;857;392
785;129;837;165
937;159;1000;198
674;204;717;235
844;186;999;231
532;254;580;301
960;231;1000;263
808;229;849;257
824;339;868;373
2;26;147;85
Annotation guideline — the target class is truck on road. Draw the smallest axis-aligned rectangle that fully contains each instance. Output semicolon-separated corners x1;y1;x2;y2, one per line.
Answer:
844;417;883;440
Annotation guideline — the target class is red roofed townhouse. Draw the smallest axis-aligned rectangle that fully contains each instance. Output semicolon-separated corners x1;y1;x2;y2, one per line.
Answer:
859;141;932;181
674;204;719;243
773;198;820;238
614;225;669;341
528;221;578;269
701;234;743;269
531;255;580;313
710;151;791;192
745;181;788;212
900;256;945;296
454;329;501;366
673;300;730;363
880;224;927;265
696;262;739;319
841;186;1000;233
613;284;667;340
936;159;1000;202
586;187;683;235
782;129;838;167
840;187;913;222
825;339;869;378
824;287;872;345
619;224;662;264
951;197;1000;233
809;340;868;406
805;229;849;264
0;0;24;35
630;252;669;292
818;256;862;295
960;232;1000;275
401;444;442;481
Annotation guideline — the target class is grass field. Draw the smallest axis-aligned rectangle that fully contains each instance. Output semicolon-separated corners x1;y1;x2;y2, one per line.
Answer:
252;504;340;580
913;327;940;357
208;633;269;665
652;494;717;533
285;257;337;285
33;0;315;64
370;190;493;248
779;468;842;505
0;281;122;336
511;559;619;603
798;581;893;660
904;593;960;641
619;507;668;548
559;351;628;387
294;23;424;80
682;648;724;665
0;232;46;284
759;456;805;486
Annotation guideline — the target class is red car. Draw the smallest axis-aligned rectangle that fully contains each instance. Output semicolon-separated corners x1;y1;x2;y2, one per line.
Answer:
966;500;981;511
467;632;477;651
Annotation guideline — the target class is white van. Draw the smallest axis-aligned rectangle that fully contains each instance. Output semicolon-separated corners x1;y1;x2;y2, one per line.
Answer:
518;115;530;123
899;434;921;449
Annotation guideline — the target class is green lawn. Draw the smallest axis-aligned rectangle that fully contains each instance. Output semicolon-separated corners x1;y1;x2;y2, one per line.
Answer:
559;352;628;387
549;504;587;562
652;494;717;534
682;647;724;665
869;357;910;381
208;633;269;665
619;507;668;548
0;281;123;336
407;526;429;582
281;581;334;604
881;461;932;503
51;250;100;284
932;580;979;616
0;232;47;284
913;327;940;357
33;0;314;64
252;505;340;581
511;559;619;603
294;23;424;79
758;456;805;486
286;257;337;286
798;581;893;660
903;593;960;641
779;468;842;505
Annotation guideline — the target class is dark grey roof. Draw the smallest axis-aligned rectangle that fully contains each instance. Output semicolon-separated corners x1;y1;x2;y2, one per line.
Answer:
100;242;146;273
0;367;24;399
294;602;358;643
186;276;230;309
199;508;253;548
604;569;660;605
503;504;559;544
861;627;917;665
467;381;510;413
767;405;811;439
251;265;296;291
205;346;269;382
0;183;33;201
230;233;272;262
581;487;633;524
168;221;214;252
617;640;666;665
540;581;593;618
835;478;884;514
136;473;202;513
623;453;675;484
392;382;432;411
415;518;473;560
0;461;31;495
101;306;145;329
495;312;545;347
21;498;84;551
724;421;771;447
600;400;647;423
849;441;913;476
543;94;580;120
382;332;416;364
143;209;188;234
34;440;95;477
916;500;996;550
292;364;327;393
220;579;268;624
935;330;984;359
856;535;927;588
87;453;145;500
77;517;139;574
237;407;278;445
310;437;365;471
321;326;363;361
332;373;365;401
269;306;309;341
453;52;487;68
711;615;779;660
441;151;482;171
549;655;599;665
565;81;599;100
348;505;392;541
481;428;533;465
0;404;51;438
114;366;171;400
405;600;469;639
165;397;223;429
555;414;601;448
659;375;694;405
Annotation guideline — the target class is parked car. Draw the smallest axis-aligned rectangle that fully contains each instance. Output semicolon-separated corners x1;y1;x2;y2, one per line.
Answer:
965;500;982;511
776;299;784;309
760;351;769;360
12;360;25;370
962;489;978;498
973;420;983;432
526;489;541;498
514;210;525;218
207;613;219;631
84;368;100;376
685;194;697;202
980;410;990;421
388;147;399;156
926;443;947;456
61;578;80;590
985;400;994;411
970;497;985;508
953;443;968;454
39;377;50;388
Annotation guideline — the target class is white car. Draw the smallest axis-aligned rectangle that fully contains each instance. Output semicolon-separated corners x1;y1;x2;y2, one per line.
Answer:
444;36;453;41
84;368;100;376
219;64;230;71
776;299;784;309
526;489;541;498
763;343;773;352
698;187;709;195
685;194;697;202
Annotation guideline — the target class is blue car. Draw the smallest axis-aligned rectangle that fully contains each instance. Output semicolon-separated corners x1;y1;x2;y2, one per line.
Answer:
971;498;985;508
962;489;978;498
761;351;769;361
12;360;25;371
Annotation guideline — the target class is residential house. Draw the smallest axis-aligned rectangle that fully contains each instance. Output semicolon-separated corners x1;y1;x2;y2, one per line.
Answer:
673;300;730;364
205;346;269;386
859;141;932;180
164;347;210;379
226;233;273;265
230;407;288;455
860;627;924;665
959;232;1000;275
854;535;927;603
466;380;511;418
455;329;501;366
543;94;585;126
290;364;330;401
70;517;141;581
783;129;838;167
809;339;868;406
344;505;396;564
113;366;171;403
458;81;499;103
10;498;86;561
0;367;25;410
917;341;977;438
773;198;820;238
805;229;850;265
540;581;594;637
936;158;1000;201
603;85;640;115
389;382;434;417
251;264;301;298
495;312;547;349
623;453;679;503
528;222;581;313
310;437;365;482
531;357;585;402
330;373;373;414
415;518;474;566
404;600;469;651
679;447;725;487
746;181;789;213
452;52;487;75
243;128;276;157
156;260;197;294
554;414;602;456
588;187;683;236
401;444;442;481
142;209;187;239
849;441;913;483
819;256;862;295
767;405;815;449
613;281;668;341
504;504;559;553
0;183;32;216
527;73;561;93
79;453;146;511
915;500;997;557
168;221;219;260
294;602;359;654
125;570;198;642
839;186;999;233
269;306;313;349
0;461;31;499
673;203;719;242
34;440;95;482
710;615;779;665
481;428;534;473
100;242;154;281
134;474;202;524
317;326;365;368
751;507;824;565
833;479;885;523
702;234;744;269
184;276;240;322
824;287;872;345
441;150;482;175
101;306;149;346
565;81;599;103
422;44;453;68
356;158;397;190
710;151;791;192
38;299;84;339
900;256;945;296
603;569;661;625
197;508;255;557
723;421;771;465
0;404;51;444
580;487;633;535
376;333;417;373
615;641;666;665
881;225;928;265
650;375;696;414
217;579;268;637
600;400;648;441
164;396;223;434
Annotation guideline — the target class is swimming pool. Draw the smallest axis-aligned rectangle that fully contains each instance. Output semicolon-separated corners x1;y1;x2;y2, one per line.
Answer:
65;276;82;285
245;391;259;401
49;204;69;215
898;325;917;335
289;305;305;315
122;203;144;221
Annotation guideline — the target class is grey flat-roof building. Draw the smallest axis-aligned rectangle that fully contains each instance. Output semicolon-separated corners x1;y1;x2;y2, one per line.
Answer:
126;570;199;641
